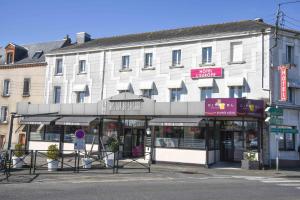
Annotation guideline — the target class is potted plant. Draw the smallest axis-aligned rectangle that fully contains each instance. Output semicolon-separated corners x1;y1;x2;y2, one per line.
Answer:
12;144;25;169
46;144;60;171
241;151;259;170
104;137;119;167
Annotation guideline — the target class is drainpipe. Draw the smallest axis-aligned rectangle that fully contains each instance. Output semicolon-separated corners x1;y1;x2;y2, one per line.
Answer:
261;30;265;89
100;50;107;100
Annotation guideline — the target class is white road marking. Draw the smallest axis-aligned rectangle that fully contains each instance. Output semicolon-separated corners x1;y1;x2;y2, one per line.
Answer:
277;184;300;187
261;180;300;183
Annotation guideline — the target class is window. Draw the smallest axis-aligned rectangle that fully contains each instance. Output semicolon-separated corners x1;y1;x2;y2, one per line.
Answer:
6;52;13;64
119;90;129;93
54;86;61;104
32;51;43;59
142;89;153;99
79;60;86;73
144;53;153;68
3;79;10;96
154;126;206;149
55;59;63;75
170;88;182;102
230;42;243;62
279;133;295;151
286;45;294;64
0;106;8;122
76;92;85;103
288;87;295;104
202;47;212;64
200;87;212;101
229;86;243;98
122;55;130;69
23;78;30;96
172;50;181;66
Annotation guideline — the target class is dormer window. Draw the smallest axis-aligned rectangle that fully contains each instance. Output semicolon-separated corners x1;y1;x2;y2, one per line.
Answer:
32;51;43;59
6;52;13;64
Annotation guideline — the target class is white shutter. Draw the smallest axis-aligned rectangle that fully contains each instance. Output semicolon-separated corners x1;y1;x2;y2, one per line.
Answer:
231;42;243;62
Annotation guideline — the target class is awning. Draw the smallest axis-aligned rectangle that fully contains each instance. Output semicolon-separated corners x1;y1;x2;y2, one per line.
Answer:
73;84;87;92
149;118;204;127
139;81;154;90
167;80;183;89
20;116;59;125
197;78;214;88
117;82;131;91
227;77;244;86
288;79;300;88
55;117;98;126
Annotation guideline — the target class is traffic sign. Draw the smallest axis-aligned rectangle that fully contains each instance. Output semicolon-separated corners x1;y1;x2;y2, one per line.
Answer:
271;128;298;134
265;116;283;125
265;106;283;116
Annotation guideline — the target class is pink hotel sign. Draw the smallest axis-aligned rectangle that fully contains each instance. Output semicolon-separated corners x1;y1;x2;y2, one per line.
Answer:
191;67;223;79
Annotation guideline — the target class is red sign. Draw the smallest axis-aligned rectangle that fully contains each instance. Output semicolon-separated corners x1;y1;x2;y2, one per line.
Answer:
279;66;288;101
191;67;223;79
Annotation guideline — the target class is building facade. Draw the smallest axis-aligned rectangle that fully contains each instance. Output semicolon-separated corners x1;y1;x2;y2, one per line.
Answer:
16;19;300;167
0;39;70;150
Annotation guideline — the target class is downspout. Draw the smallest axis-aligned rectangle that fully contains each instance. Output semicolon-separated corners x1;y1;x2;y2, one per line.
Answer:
100;50;107;100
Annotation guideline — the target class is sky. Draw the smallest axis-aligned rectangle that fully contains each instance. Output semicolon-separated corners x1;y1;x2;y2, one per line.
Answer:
1;0;300;47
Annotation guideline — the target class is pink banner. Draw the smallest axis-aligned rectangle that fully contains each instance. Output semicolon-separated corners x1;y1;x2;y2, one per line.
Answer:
279;66;288;101
191;67;223;79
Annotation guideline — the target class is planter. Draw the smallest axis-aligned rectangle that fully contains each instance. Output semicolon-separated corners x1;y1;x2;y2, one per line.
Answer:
12;156;24;169
241;159;259;170
47;159;59;171
82;158;93;169
104;152;115;168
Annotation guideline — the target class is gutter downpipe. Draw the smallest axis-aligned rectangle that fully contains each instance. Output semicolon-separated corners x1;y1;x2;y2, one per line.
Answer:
100;50;107;100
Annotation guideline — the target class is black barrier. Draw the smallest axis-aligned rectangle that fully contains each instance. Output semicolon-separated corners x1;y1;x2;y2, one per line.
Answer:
8;150;34;175
0;150;9;180
115;151;152;173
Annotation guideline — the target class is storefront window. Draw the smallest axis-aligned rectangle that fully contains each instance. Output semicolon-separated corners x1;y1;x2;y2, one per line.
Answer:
279;133;295;151
245;121;258;150
155;126;206;149
29;125;45;141
44;125;63;142
64;125;99;144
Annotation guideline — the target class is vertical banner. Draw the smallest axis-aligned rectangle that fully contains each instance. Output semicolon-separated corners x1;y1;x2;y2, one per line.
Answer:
279;65;288;101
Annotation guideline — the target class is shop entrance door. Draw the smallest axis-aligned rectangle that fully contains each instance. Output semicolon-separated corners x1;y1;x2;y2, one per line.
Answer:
123;127;145;158
220;131;234;161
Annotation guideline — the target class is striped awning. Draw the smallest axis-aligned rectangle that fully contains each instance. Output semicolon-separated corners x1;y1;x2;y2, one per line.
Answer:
20;116;59;125
149;118;204;127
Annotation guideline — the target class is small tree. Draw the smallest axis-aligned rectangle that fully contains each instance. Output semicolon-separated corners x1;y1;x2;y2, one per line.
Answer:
47;145;59;160
14;144;25;158
107;137;119;152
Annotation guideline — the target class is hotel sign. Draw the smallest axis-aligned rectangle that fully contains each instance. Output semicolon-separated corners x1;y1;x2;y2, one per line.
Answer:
279;65;288;101
205;98;264;117
191;67;223;79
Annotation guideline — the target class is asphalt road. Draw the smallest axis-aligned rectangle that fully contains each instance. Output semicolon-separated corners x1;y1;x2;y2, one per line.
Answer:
1;171;300;200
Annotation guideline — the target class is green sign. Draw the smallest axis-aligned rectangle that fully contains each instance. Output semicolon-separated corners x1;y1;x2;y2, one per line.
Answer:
265;117;283;125
265;106;283;116
271;128;298;134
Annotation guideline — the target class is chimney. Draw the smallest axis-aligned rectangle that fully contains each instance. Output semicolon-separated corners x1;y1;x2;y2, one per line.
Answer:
76;32;91;44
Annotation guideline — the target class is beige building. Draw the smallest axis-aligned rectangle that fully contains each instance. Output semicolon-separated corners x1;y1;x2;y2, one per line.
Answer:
0;39;69;149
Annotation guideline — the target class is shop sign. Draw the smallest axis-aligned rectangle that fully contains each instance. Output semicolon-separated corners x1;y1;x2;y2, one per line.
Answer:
191;67;223;79
205;98;264;117
279;65;288;101
102;100;142;112
271;127;298;134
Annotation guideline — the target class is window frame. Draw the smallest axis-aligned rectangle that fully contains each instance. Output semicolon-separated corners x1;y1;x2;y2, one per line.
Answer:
172;49;181;66
144;53;153;68
55;59;63;75
53;86;61;104
200;87;213;101
6;52;13;64
76;91;85;103
3;79;10;97
170;88;182;102
0;106;8;123
23;78;31;97
288;87;295;104
141;89;153;99
202;47;212;64
122;55;130;69
78;60;86;74
279;133;295;151
230;42;243;63
229;86;243;98
286;45;294;64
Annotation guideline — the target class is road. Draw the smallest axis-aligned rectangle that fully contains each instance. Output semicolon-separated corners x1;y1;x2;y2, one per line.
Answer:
1;170;300;200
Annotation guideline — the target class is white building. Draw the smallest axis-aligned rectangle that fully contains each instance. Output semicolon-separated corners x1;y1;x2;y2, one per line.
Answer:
17;19;300;167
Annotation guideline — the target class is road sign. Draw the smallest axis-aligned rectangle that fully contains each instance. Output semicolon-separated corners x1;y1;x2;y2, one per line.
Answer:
265;116;283;125
271;128;298;134
265;106;283;116
74;129;86;151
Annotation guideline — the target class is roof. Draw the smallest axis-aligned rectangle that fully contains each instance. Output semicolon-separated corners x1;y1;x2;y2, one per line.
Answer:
51;20;276;54
0;40;68;66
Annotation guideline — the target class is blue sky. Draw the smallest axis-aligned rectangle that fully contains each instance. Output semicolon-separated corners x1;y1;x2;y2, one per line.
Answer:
1;0;300;47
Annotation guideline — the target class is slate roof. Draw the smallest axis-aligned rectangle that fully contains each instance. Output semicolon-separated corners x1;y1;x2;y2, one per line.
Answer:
51;20;276;54
0;40;68;65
